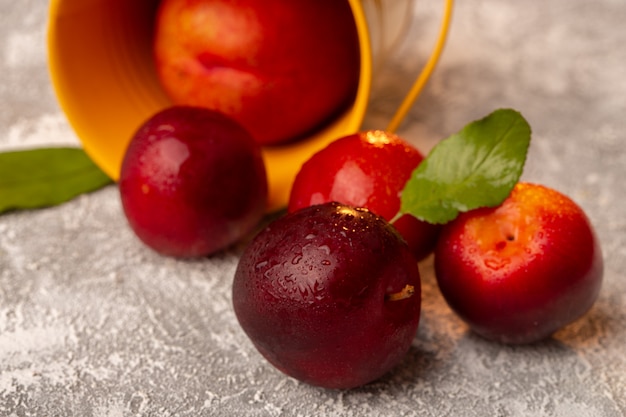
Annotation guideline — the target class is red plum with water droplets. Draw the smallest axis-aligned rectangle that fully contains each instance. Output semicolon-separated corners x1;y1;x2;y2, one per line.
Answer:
434;182;603;344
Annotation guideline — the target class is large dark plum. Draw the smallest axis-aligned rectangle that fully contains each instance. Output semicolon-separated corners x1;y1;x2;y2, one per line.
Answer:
232;202;421;389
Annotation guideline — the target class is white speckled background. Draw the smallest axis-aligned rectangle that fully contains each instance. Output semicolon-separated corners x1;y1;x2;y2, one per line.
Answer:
1;0;625;416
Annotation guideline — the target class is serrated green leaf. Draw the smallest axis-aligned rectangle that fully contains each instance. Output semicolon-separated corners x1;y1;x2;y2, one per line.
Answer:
0;147;113;214
400;108;531;224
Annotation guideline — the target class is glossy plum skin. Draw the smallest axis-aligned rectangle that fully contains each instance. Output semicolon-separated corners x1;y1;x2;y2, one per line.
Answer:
232;202;421;389
434;182;604;344
288;130;440;261
154;0;360;146
119;106;267;258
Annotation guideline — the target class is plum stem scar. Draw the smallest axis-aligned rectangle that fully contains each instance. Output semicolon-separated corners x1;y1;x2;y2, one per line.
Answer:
386;285;415;301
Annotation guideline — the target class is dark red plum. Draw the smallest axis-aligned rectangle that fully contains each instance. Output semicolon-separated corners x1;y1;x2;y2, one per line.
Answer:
232;202;421;389
119;106;267;258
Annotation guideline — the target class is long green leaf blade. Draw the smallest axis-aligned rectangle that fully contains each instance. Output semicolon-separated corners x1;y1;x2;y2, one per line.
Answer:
0;147;113;214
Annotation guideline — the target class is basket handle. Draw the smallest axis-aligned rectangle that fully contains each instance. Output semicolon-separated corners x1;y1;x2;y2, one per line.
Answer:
386;0;454;133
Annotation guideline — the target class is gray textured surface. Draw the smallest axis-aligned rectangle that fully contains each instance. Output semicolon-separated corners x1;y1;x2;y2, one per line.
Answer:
1;0;626;416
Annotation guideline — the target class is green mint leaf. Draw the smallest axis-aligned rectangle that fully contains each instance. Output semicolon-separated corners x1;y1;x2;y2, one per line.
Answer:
400;108;531;224
0;147;113;214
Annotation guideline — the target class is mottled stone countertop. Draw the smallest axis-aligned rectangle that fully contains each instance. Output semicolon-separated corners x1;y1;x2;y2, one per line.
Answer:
1;0;625;416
